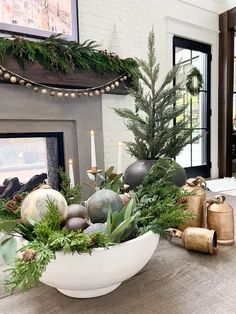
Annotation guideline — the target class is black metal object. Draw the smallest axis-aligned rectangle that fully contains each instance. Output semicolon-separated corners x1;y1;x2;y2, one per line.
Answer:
173;36;211;178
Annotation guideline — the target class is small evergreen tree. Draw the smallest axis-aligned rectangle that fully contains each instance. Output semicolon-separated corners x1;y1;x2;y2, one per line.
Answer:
115;30;199;160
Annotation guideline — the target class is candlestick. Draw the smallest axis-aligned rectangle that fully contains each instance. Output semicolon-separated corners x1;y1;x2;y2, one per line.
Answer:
90;130;97;169
117;141;123;174
68;158;75;188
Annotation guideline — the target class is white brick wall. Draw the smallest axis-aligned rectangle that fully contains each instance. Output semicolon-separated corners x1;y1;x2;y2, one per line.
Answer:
78;0;220;177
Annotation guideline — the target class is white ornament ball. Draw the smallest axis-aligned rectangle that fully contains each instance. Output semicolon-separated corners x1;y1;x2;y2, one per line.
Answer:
123;75;128;80
95;90;100;96
105;86;111;92
70;92;76;98
21;185;68;226
26;83;32;88
0;69;3;76
114;81;119;87
3;73;10;80
84;92;89;96
110;84;115;89
34;87;39;92
57;92;63;97
89;92;93;97
10;76;17;83
64;92;69;97
41;88;47;94
19;79;25;85
50;90;56;96
100;89;105;94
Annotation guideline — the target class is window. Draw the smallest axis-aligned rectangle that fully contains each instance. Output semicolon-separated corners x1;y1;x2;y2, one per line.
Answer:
173;37;211;177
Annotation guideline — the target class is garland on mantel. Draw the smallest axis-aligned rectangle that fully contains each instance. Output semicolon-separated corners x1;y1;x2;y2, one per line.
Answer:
0;35;136;97
0;35;137;75
0;65;128;97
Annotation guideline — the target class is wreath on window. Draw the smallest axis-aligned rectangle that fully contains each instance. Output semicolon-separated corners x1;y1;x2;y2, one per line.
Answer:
185;67;203;96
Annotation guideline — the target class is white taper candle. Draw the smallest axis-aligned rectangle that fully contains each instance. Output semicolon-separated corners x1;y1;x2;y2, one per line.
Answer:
90;130;97;168
68;159;75;188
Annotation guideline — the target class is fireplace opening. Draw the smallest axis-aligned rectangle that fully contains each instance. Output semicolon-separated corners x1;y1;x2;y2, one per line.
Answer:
0;132;65;198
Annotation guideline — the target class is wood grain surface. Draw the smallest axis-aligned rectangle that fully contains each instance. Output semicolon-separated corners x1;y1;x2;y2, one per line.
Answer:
1;192;236;314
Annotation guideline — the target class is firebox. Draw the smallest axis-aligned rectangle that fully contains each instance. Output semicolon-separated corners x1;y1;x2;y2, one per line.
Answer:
0;132;65;193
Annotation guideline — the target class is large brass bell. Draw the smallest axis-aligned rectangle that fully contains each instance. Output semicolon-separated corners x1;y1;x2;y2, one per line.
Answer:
180;177;207;230
206;195;234;246
167;227;218;255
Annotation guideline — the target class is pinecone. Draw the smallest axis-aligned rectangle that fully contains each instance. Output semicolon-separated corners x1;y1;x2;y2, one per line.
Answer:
179;197;187;205
13;194;23;202
21;249;37;262
6;200;18;212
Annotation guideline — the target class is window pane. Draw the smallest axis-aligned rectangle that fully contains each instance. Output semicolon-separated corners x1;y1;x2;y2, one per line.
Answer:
0;138;48;184
175;47;190;64
192;50;208;91
192;129;207;166
176;142;191;167
176;90;191;128
192;92;207;129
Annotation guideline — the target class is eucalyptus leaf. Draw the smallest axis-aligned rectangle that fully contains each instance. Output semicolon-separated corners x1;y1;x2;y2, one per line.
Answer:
0;232;5;242
27;216;38;226
0;237;17;265
87;172;96;181
106;167;114;177
124;199;134;220
0;220;17;233
109;217;135;242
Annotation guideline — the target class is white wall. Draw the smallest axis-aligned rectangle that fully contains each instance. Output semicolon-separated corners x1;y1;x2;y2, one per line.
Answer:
78;0;220;177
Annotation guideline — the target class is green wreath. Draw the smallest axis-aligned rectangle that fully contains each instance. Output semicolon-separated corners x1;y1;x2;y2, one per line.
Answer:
185;67;203;96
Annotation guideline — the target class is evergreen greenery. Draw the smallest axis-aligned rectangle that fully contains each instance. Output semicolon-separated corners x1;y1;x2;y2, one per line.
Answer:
136;158;192;235
186;67;203;96
115;30;199;160
0;35;137;76
4;201;111;292
58;168;81;205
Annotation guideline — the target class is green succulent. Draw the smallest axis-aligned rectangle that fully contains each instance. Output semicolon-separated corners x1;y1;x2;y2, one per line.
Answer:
106;195;139;243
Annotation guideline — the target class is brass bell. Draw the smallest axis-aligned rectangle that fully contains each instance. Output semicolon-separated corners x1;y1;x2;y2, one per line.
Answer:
206;195;234;246
180;177;207;230
167;227;218;255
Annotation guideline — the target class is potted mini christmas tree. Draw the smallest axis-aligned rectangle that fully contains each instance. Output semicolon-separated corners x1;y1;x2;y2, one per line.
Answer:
115;30;201;189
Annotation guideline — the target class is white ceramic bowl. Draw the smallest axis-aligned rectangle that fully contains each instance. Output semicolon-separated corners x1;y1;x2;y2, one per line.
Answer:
40;231;159;298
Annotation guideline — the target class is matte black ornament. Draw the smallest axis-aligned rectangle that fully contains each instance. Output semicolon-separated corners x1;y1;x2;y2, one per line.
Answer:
124;160;187;190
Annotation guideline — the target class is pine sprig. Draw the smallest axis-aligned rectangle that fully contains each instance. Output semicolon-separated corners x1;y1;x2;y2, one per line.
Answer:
137;157;192;235
58;168;81;205
115;29;200;160
4;200;111;292
4;241;55;293
0;35;137;76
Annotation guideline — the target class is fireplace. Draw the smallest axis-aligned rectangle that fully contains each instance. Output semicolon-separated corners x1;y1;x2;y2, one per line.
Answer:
0;132;65;190
0;83;105;198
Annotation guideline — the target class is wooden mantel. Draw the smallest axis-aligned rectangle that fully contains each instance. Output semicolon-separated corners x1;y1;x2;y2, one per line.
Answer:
0;57;131;95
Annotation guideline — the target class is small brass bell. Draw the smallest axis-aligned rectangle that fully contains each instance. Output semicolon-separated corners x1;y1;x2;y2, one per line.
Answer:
167;227;218;255
180;177;207;230
206;195;234;246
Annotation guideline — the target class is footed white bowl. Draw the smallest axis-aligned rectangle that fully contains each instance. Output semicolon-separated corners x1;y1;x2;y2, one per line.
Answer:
40;231;159;298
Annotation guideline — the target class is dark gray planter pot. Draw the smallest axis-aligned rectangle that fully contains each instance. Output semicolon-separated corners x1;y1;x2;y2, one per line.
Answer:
123;160;187;190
